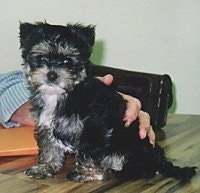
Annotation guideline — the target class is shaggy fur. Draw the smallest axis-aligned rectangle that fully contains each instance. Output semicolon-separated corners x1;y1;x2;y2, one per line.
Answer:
20;22;196;183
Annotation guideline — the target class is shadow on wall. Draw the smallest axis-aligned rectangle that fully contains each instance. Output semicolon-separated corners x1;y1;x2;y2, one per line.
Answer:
168;82;177;113
90;40;104;65
90;40;177;114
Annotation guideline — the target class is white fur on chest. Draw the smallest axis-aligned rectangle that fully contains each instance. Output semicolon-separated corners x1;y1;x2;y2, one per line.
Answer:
39;94;59;127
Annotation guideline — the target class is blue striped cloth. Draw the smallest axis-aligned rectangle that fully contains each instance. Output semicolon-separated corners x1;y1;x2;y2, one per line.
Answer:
0;70;31;128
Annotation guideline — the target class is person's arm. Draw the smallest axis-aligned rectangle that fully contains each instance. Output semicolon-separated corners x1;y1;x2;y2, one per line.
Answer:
0;70;32;128
10;101;35;126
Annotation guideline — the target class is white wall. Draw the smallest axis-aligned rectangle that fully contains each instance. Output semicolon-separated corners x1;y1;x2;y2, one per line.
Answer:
0;0;199;115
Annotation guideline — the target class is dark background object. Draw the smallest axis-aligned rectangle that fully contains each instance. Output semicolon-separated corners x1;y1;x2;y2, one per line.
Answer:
89;64;173;131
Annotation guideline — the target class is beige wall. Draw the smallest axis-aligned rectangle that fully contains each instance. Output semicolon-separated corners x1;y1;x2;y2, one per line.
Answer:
0;0;199;114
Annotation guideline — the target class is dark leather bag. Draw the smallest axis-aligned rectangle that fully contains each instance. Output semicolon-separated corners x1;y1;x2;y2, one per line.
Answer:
88;64;173;131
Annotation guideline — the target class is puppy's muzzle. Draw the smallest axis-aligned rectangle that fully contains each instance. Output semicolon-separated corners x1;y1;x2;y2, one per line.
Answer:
47;71;58;82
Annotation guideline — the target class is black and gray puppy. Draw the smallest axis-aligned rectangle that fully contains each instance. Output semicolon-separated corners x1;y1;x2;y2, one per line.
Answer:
20;22;196;182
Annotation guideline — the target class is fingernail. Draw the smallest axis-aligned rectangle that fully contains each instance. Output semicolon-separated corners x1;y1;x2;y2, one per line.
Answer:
124;121;130;127
140;130;146;139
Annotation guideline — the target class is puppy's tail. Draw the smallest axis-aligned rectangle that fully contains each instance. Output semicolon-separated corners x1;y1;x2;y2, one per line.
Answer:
156;145;197;182
158;160;197;182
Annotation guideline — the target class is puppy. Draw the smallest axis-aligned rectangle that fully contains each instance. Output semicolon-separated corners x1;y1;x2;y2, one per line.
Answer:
19;22;196;182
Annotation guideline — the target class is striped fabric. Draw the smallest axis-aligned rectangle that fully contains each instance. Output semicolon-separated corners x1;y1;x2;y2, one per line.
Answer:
0;70;31;128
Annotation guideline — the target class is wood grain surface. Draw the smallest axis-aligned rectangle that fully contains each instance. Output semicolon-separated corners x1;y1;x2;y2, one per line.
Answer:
0;114;199;193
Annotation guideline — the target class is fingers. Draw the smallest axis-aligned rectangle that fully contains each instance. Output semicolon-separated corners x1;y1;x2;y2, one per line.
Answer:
138;111;155;146
148;126;156;146
138;111;150;139
96;74;114;86
122;95;141;127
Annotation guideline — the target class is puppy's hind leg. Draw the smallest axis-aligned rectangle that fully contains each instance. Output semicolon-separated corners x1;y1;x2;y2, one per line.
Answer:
25;126;66;179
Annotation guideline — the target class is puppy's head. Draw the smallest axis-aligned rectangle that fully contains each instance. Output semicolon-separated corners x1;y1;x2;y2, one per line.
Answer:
19;22;95;94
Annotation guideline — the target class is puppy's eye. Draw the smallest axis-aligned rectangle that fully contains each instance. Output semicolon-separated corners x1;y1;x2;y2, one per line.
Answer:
37;55;48;64
63;58;73;65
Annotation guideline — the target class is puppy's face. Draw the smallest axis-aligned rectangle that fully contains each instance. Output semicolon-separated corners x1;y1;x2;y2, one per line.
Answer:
19;22;95;94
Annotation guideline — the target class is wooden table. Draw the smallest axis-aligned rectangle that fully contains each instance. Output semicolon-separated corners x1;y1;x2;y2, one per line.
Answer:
0;114;199;193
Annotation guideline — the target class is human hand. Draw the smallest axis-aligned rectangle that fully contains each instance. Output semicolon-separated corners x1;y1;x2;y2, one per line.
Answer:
97;74;155;146
120;93;155;145
138;111;155;146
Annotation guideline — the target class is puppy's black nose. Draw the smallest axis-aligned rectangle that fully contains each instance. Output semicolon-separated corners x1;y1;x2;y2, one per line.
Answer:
47;71;58;82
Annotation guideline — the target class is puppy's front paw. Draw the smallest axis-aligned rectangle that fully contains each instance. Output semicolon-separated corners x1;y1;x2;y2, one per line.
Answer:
67;169;84;182
25;164;54;179
67;167;104;183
